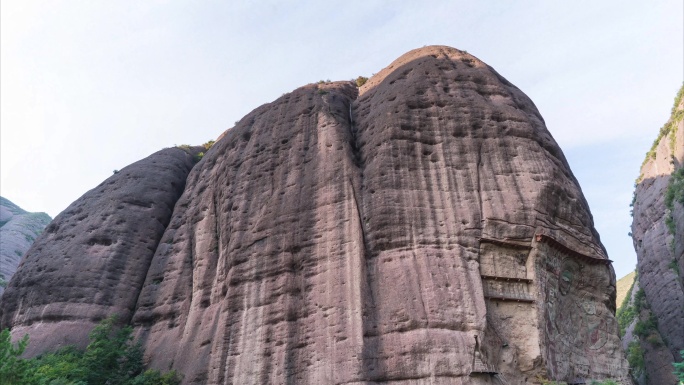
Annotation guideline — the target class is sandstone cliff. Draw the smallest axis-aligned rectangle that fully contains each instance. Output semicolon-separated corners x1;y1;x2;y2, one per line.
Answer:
628;84;684;384
0;197;51;297
1;46;630;384
0;147;201;353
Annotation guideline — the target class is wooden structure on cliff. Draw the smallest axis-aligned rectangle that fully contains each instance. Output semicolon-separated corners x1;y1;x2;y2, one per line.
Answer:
479;238;534;302
470;336;498;376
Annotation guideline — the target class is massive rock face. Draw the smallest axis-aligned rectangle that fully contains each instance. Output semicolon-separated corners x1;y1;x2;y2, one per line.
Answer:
628;85;684;384
1;46;630;384
0;197;51;296
0;147;200;354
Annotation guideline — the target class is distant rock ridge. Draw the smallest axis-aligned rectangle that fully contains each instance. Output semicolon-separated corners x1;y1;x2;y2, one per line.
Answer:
615;270;635;309
627;84;684;385
1;46;630;385
0;197;51;297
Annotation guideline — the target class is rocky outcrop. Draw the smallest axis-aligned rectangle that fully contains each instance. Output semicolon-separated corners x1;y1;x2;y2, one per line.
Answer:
0;147;200;355
0;197;51;297
629;85;684;384
1;46;630;384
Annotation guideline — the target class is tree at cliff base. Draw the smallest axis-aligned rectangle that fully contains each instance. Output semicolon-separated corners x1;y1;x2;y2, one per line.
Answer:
0;316;180;385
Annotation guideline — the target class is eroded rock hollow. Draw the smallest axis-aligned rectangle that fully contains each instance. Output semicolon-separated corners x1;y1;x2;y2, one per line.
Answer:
0;46;630;384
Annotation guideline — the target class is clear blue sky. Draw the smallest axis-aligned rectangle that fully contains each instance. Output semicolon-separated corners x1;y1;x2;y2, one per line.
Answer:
2;1;682;279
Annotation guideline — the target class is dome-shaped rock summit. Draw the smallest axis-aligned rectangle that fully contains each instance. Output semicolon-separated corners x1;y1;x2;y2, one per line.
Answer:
1;46;630;385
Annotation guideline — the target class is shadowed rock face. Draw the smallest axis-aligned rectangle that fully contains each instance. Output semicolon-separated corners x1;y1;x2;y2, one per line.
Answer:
629;86;684;384
0;197;51;297
0;147;200;355
1;46;630;384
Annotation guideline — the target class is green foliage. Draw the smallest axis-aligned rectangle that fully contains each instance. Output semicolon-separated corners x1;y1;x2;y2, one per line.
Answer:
0;329;35;385
202;140;215;150
673;84;684;115
643;123;673;163
627;341;645;376
634;288;648;312
355;76;368;87
0;274;7;289
633;312;658;339
673;350;684;382
0;317;180;385
80;316;144;385
128;370;181;385
616;279;636;336
590;380;619;385
194;152;205;162
669;259;680;275
32;346;87;385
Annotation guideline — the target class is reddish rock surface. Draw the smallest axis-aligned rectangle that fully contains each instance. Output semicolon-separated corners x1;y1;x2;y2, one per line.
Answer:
628;85;684;384
0;147;200;355
1;46;630;384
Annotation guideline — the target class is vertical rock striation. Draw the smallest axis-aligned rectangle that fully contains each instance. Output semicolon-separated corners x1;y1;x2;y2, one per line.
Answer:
0;147;200;356
0;197;51;297
1;46;630;384
629;84;684;384
130;46;628;384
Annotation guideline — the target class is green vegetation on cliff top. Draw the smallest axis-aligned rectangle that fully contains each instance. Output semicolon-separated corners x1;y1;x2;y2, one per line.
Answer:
641;83;684;169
